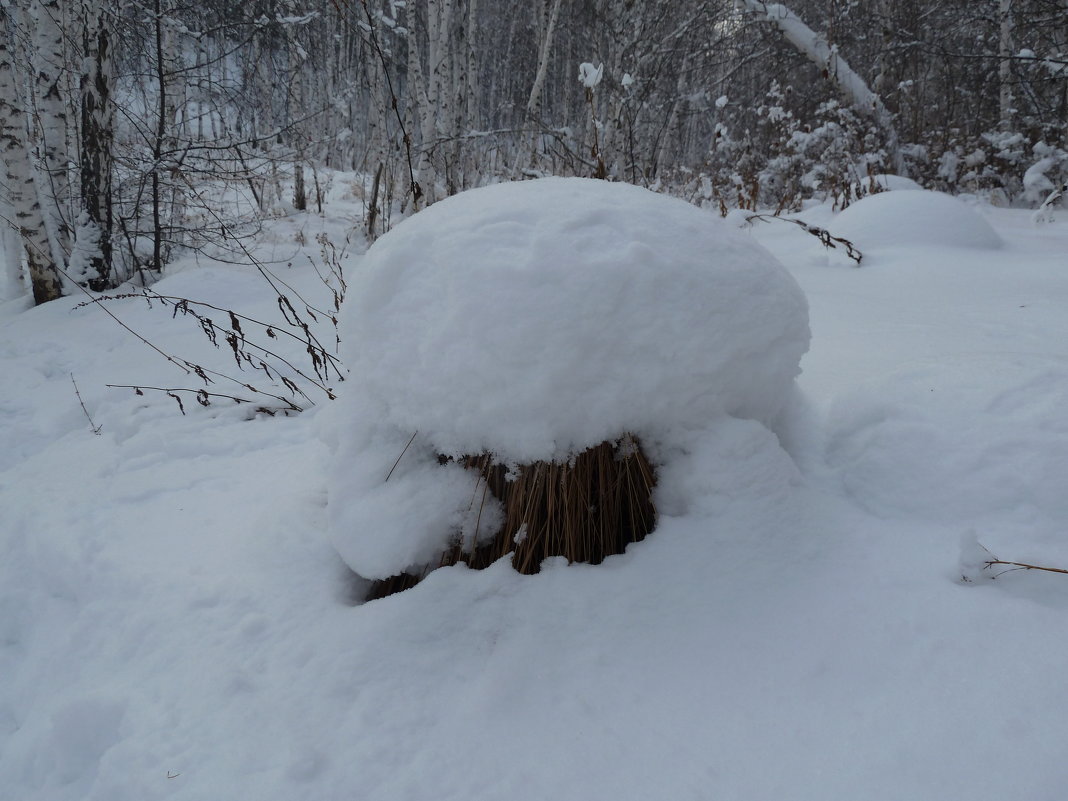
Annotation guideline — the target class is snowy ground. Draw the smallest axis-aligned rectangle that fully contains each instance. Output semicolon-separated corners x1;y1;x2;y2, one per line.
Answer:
2;185;1068;800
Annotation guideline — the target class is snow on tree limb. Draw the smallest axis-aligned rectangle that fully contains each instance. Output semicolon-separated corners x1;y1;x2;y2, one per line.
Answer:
735;0;907;177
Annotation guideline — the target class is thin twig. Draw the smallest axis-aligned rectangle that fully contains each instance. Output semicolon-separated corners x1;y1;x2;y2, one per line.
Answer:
385;431;419;482
71;373;102;434
984;559;1068;577
57;265;191;374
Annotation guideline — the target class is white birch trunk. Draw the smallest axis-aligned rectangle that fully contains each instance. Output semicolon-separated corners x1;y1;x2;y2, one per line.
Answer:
405;0;433;207
30;0;71;258
998;0;1015;129
464;0;479;132
421;0;446;196
431;0;457;192
365;31;389;181
80;0;114;288
519;0;564;172
871;0;892;97
284;5;307;211
657;53;692;177
1;196;24;299
0;22;63;303
525;0;563;120
1064;0;1068;148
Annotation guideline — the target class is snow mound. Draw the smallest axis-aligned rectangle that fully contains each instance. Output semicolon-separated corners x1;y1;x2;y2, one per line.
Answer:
832;190;1002;250
330;177;809;577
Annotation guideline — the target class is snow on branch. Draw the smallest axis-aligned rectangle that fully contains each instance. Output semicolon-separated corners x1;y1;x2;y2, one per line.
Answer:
1033;182;1066;225
735;0;906;177
578;62;604;89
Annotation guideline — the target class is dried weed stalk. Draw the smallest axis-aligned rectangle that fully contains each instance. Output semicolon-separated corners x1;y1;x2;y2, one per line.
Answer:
81;235;347;415
963;538;1068;581
746;213;863;264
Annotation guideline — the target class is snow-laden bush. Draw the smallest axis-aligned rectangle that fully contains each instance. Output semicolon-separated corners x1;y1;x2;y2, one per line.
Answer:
860;174;923;193
831;190;1002;251
328;178;809;582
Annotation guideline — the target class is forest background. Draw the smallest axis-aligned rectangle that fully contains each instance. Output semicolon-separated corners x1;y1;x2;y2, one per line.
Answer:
1;0;1066;304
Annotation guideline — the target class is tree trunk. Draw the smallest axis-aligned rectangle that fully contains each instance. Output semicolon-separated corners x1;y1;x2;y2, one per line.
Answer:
520;0;564;172
406;0;432;208
293;162;307;210
31;0;71;258
80;0;114;289
0;16;63;304
283;2;308;211
998;0;1015;129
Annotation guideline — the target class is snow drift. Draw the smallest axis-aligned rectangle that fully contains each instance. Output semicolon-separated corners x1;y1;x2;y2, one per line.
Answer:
329;177;810;578
832;189;1002;250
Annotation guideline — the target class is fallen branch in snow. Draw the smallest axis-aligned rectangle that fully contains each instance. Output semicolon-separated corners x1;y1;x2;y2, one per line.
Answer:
745;213;863;264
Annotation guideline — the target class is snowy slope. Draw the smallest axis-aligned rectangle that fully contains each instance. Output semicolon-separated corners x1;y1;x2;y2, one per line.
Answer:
2;187;1068;801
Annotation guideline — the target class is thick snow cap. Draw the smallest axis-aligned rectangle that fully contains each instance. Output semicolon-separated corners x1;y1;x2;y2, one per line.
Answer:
341;178;810;463
832;189;1002;250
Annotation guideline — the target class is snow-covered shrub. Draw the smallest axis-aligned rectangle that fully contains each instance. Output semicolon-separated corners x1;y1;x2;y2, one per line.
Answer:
981;130;1029;201
860;174;923;193
1022;143;1068;209
706;131;762;213
830;190;1002;251
753;82;805;212
710;87;893;213
1033;181;1066;225
793;100;889;210
328;178;810;592
924;130;1066;207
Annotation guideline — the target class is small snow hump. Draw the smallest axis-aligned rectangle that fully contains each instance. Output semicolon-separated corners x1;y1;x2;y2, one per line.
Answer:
831;189;1002;251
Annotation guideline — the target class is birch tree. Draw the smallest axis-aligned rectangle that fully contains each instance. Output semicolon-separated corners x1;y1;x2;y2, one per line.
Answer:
999;0;1016;129
79;0;114;289
519;0;564;173
30;0;71;257
0;11;63;303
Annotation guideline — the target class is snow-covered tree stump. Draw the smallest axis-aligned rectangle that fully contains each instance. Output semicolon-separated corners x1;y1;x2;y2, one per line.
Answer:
328;178;810;599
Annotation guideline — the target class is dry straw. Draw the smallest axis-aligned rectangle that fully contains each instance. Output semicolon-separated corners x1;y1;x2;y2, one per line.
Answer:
367;435;657;600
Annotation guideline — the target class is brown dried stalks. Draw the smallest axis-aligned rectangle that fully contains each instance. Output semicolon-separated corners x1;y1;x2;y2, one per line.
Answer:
366;436;658;601
745;213;863;264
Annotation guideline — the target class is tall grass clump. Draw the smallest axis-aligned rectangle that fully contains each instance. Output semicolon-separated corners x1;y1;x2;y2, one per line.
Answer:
366;436;657;600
